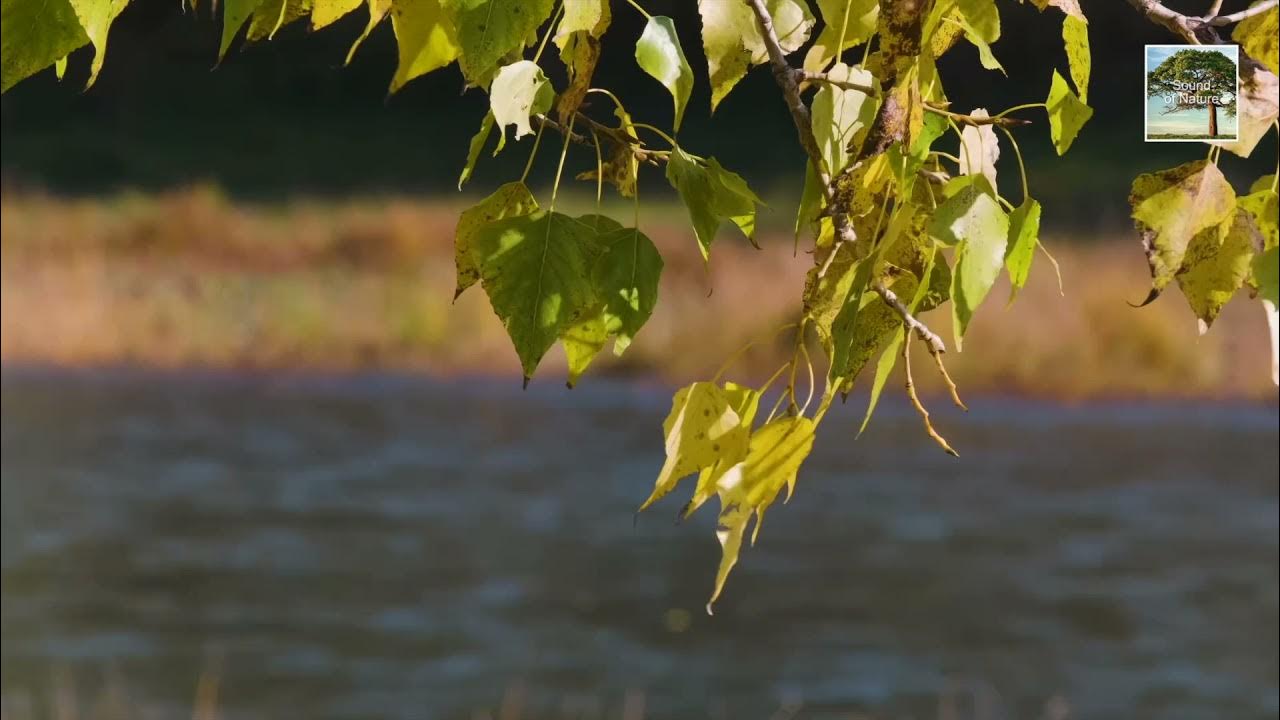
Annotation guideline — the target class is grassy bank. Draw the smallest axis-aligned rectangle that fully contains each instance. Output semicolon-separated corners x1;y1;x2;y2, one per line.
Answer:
1;188;1274;400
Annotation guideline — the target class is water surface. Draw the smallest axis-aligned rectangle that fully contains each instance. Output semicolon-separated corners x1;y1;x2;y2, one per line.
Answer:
2;370;1277;719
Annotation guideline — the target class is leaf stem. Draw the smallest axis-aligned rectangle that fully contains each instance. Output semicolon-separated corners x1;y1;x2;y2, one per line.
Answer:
549;114;576;210
713;323;798;383
532;3;563;64
520;120;547;184
994;102;1046;119
630;121;677;147
621;0;651;19
997;125;1030;205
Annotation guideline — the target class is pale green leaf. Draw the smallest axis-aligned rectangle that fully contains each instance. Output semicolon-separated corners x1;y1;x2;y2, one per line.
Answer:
635;15;693;132
1209;64;1278;159
939;186;1009;348
1254;246;1278;305
444;0;554;86
955;0;999;43
1233;0;1278;76
562;313;609;387
54;56;68;80
311;0;363;29
66;0;128;88
1239;188;1279;251
698;0;813;111
556;0;609;41
709;416;816;610
343;0;390;64
471;210;601;382
640;382;750;512
803;0;877;73
810;62;877;176
666;147;763;260
1129;159;1236;294
489;60;554;142
389;0;459;92
220;0;268;60
1;0;89;92
1045;69;1091;154
453;181;538;298
1004;198;1042;301
245;0;310;42
682;382;761;520
1178;208;1264;330
458;112;494;189
1061;14;1089;101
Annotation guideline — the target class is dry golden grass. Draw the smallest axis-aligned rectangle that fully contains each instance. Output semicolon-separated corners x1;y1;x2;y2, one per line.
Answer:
1;187;1274;400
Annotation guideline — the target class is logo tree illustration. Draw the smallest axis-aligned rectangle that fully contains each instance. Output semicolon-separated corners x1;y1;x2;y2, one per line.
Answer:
1147;49;1238;137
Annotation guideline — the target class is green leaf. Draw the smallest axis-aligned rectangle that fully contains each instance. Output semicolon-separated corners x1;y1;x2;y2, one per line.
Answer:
245;0;310;42
666;147;763;260
803;0;877;73
681;382;760;520
389;0;460;93
489;60;555;142
1254;247;1279;306
594;226;663;354
709;416;816;610
1178;209;1264;330
560;224;663;385
341;0;390;65
810;62;877;176
66;0;128;88
470;210;602;382
955;0;999;43
562;313;610;387
1129;159;1236;295
698;0;813;111
1233;0;1278;76
1045;69;1091;155
937;185;1009;349
1;0;89;92
640;382;751;512
457;112;494;189
557;0;609;39
444;0;554;86
1061;14;1089;101
219;0;268;60
311;0;363;29
1239;187;1279;252
860;328;905;435
635;15;693;133
1209;63;1278;159
1004;198;1042;301
453;181;538;299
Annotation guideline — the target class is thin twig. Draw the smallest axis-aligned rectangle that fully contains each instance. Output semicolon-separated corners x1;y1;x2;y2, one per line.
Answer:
799;71;1032;127
1207;0;1276;24
873;282;945;356
744;0;831;196
903;337;959;457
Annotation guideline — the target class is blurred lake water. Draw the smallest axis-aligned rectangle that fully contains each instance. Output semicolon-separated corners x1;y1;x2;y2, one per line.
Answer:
2;369;1277;719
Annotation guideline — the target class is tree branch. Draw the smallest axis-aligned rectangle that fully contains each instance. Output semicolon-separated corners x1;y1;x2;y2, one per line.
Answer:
800;71;1031;127
744;0;831;196
873;281;946;356
1207;0;1277;25
536;114;666;166
1125;0;1202;42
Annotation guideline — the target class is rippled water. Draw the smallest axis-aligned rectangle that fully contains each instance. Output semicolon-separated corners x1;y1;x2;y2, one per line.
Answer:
2;370;1277;719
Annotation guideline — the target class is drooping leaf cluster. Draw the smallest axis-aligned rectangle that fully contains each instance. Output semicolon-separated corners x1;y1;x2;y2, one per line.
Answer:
3;0;1277;607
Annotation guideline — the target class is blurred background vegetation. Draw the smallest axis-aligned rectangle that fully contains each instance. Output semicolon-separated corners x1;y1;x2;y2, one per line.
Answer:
1;0;1276;398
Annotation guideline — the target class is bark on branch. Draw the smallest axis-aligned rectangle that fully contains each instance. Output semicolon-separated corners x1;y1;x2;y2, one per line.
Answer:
743;0;831;196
